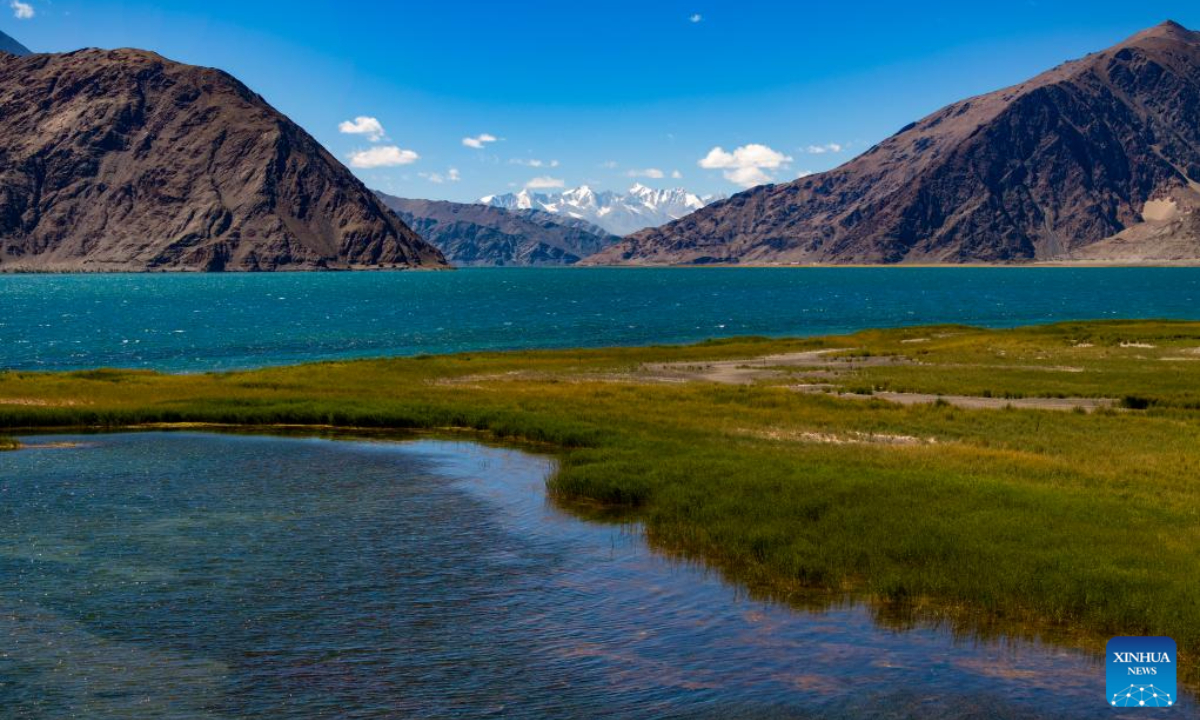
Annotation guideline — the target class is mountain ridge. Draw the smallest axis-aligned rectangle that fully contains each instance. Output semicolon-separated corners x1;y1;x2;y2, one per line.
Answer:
585;21;1200;266
0;47;446;271
0;29;30;56
378;194;618;266
482;184;722;236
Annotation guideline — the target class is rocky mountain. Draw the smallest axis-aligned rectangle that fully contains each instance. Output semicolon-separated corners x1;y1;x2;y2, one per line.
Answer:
0;48;446;271
586;21;1200;266
0;29;30;56
378;194;619;266
481;184;722;236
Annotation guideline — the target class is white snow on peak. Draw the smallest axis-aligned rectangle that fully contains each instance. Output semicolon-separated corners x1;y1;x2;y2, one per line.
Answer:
480;184;723;235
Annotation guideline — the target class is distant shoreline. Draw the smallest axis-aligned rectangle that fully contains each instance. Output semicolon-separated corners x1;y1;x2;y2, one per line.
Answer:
4;261;1200;273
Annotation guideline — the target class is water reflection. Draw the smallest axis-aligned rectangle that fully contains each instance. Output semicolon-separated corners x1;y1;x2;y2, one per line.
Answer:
0;433;1189;718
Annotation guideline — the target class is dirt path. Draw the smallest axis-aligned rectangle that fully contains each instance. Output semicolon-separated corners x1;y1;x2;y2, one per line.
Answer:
801;389;1113;412
641;350;907;385
639;350;1114;412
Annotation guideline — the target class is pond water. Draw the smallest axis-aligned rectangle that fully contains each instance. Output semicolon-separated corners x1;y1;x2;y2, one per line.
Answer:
0;433;1188;718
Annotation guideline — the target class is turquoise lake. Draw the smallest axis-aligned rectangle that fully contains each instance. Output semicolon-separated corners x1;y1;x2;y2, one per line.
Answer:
3;267;1200;371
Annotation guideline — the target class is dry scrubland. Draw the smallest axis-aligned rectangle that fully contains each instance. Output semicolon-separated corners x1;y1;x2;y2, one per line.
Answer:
3;320;1200;677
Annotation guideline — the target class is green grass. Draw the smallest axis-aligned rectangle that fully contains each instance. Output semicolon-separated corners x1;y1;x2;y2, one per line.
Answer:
835;321;1200;407
4;320;1200;668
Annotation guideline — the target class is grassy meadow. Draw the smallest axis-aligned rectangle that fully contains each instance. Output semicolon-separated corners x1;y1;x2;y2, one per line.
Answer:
3;319;1200;671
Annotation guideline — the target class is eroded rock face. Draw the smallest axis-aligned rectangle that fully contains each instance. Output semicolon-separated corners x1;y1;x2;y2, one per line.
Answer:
587;21;1200;266
379;194;619;266
0;48;447;271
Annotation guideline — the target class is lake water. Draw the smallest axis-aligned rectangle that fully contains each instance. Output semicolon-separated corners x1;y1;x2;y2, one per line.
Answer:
3;268;1200;371
1;432;1187;719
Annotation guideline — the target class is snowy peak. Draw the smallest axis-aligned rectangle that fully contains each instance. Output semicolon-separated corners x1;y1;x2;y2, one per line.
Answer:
627;184;709;213
480;184;723;235
560;185;603;211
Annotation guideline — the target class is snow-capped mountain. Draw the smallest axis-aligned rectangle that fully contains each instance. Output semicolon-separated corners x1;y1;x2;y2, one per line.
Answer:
480;184;723;236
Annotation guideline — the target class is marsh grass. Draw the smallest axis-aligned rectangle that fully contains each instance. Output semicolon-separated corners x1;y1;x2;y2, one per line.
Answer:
4;320;1200;671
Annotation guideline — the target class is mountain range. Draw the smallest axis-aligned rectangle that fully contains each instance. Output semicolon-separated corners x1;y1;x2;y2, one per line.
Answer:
379;194;618;266
587;21;1200;266
0;46;444;271
5;22;1200;270
481;184;722;236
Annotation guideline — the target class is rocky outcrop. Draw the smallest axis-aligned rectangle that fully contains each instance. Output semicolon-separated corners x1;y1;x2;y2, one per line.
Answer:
586;21;1200;265
0;48;446;271
380;194;618;266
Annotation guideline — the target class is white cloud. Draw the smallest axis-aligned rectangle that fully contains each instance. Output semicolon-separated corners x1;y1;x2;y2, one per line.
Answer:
698;143;793;187
727;166;772;186
600;160;619;169
510;158;559;168
348;146;419;169
804;143;843;154
525;176;565;189
797;170;814;179
421;167;461;184
671;169;683;179
11;0;33;19
338;116;386;142
627;168;665;179
689;13;702;23
462;133;498;149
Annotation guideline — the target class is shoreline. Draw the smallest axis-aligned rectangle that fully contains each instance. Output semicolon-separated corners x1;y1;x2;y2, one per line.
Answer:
5;262;1200;274
4;320;1200;683
6;421;1127;683
577;260;1200;268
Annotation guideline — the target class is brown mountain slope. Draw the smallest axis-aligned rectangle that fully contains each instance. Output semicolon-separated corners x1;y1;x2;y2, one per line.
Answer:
379;194;619;266
0;48;446;271
585;21;1200;266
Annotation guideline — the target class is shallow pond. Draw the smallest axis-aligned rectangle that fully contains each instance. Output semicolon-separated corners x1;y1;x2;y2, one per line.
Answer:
0;433;1188;718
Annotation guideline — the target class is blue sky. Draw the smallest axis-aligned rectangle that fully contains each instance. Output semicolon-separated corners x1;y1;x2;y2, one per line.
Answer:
4;1;1199;201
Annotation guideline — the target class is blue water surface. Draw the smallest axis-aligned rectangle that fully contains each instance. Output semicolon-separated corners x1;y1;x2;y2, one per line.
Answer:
3;432;1176;719
3;267;1199;371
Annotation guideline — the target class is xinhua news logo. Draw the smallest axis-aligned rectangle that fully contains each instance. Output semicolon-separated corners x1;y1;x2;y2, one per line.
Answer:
1107;636;1177;708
